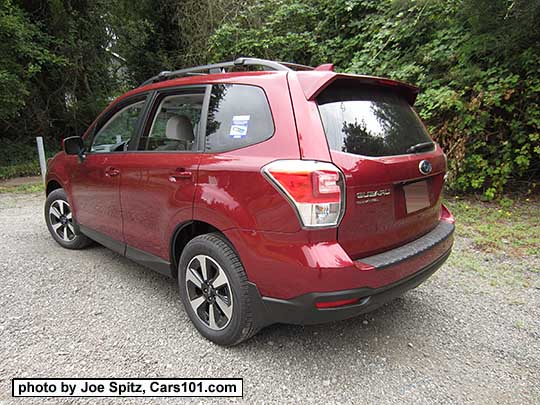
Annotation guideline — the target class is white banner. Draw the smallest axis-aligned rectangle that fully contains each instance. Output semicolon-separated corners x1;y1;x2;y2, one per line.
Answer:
12;378;242;398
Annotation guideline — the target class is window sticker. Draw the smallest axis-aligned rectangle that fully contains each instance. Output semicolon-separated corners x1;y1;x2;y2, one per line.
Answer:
229;115;250;138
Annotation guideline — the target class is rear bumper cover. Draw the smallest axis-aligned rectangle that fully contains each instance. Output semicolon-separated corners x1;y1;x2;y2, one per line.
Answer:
247;221;454;326
256;248;450;325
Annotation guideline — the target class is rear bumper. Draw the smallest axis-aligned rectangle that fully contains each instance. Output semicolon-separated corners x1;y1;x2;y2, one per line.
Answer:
234;220;454;326
226;219;454;300
254;248;451;325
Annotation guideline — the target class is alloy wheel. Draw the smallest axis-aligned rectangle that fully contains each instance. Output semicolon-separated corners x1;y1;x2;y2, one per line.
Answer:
49;199;76;242
185;254;234;330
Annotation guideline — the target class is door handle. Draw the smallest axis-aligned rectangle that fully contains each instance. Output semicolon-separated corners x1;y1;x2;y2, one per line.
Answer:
105;167;120;177
168;168;192;182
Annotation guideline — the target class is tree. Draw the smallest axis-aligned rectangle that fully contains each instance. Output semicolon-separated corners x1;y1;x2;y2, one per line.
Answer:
0;0;122;168
210;0;540;197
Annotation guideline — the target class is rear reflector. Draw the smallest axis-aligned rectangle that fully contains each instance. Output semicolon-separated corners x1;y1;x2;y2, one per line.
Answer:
315;298;359;309
262;160;344;228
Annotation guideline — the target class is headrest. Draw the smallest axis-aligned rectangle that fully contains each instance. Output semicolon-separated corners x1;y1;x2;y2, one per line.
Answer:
165;116;194;142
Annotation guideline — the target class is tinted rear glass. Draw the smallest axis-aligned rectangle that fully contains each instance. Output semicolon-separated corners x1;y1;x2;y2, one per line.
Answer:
317;83;433;157
205;84;274;152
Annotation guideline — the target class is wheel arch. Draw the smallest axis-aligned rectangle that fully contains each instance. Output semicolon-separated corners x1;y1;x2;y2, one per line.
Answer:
170;220;239;279
46;179;63;195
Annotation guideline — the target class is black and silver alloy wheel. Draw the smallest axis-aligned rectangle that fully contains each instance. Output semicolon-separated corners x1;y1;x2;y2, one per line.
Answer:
179;233;259;346
49;199;75;242
45;188;91;249
185;254;233;330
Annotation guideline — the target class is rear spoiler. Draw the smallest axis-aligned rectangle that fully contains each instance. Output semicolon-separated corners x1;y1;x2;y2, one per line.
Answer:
294;71;420;105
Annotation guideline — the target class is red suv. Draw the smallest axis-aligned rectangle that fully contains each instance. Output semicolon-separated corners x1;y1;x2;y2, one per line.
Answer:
45;57;455;345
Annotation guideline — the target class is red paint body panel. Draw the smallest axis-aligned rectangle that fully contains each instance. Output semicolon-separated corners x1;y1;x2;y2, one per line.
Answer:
119;152;201;259
331;146;446;258
294;71;419;103
224;214;453;299
195;155;302;233
286;72;332;161
68;153;126;242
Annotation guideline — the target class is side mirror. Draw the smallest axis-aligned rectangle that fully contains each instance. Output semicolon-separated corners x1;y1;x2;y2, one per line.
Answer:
63;136;86;161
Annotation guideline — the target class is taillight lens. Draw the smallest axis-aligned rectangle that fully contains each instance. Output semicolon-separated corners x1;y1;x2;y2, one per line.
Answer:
440;203;455;224
262;160;345;228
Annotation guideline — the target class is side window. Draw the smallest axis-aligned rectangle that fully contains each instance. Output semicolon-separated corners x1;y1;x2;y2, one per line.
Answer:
139;93;203;151
90;101;145;153
205;84;274;152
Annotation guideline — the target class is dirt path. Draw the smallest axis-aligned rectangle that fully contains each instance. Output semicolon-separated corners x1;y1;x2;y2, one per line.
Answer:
1;192;538;404
0;176;41;187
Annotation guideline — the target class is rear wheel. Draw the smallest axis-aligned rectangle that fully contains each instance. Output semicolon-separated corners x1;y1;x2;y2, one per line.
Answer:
45;189;92;249
178;233;257;346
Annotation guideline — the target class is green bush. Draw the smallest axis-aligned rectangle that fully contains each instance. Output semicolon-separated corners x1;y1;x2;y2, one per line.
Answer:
209;0;540;198
0;139;56;180
0;161;40;180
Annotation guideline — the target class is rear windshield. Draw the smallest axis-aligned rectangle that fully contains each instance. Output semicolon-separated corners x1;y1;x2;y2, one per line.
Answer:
317;83;433;157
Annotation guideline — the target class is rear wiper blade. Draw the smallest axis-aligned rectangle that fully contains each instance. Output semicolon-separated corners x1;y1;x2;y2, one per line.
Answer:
406;141;434;154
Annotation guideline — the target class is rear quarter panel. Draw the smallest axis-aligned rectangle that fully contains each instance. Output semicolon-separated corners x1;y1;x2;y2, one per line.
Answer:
194;73;303;233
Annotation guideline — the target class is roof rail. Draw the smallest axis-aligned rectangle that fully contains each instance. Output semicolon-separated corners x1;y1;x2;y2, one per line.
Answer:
139;57;314;87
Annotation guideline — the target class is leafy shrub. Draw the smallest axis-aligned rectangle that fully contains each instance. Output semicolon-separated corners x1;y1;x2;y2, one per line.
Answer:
0;161;40;180
209;0;540;198
0;138;56;180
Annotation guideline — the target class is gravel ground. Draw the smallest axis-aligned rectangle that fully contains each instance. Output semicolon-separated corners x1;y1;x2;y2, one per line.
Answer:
1;192;539;404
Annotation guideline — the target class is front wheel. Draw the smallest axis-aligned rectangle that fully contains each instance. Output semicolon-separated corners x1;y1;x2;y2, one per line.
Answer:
178;233;258;346
45;188;92;249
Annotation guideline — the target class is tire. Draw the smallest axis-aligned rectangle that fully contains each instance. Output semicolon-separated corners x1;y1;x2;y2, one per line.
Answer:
45;188;92;249
178;233;258;346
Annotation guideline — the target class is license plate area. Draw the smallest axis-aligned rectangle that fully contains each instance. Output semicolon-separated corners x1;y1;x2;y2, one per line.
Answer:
403;180;430;214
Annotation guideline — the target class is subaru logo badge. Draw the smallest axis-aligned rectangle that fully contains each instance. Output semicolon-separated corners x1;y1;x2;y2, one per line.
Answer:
419;160;432;175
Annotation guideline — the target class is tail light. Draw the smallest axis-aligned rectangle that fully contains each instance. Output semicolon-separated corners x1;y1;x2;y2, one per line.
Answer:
440;203;455;224
262;160;345;228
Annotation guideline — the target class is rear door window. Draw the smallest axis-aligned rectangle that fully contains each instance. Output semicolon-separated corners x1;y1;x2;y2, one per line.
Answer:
317;82;433;157
205;84;274;152
139;93;204;152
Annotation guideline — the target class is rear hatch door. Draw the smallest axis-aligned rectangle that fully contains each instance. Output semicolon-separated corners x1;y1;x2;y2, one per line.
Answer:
315;78;446;259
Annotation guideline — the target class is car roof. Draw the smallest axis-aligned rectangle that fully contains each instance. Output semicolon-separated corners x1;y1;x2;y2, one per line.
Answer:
118;70;286;102
86;66;419;140
120;69;418;103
